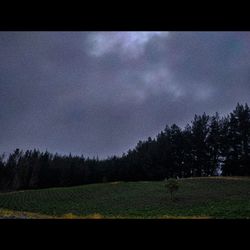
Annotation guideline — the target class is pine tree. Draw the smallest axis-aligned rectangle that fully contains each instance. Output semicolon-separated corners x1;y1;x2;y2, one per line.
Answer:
207;112;221;176
191;113;210;176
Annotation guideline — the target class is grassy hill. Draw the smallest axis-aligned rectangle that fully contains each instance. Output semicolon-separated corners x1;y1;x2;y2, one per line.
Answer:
0;177;250;219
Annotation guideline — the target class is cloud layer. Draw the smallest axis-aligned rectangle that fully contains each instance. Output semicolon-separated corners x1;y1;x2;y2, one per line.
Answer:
1;32;250;158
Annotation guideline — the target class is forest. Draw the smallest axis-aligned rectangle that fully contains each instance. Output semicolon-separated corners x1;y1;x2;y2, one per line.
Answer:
0;103;250;191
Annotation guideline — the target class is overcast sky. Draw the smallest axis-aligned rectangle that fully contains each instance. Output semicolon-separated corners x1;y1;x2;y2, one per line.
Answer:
1;32;250;158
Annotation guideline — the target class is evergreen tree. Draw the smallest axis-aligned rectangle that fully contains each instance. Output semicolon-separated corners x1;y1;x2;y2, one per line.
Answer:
191;113;210;176
207;112;221;175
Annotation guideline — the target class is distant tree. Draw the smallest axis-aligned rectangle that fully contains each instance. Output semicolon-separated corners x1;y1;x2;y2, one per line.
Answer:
207;112;221;176
191;113;210;176
28;150;42;189
181;124;193;177
222;103;250;176
168;124;185;178
164;178;180;201
0;154;5;189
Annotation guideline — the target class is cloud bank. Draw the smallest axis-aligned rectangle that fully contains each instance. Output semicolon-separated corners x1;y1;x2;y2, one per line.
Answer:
0;32;250;158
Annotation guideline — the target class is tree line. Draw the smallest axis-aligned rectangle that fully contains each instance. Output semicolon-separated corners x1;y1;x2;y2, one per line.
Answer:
0;103;250;191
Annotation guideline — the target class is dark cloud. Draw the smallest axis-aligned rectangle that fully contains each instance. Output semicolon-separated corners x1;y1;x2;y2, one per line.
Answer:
1;32;250;158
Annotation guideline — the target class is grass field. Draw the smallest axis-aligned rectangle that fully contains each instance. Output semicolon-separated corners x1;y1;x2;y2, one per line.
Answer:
0;177;250;219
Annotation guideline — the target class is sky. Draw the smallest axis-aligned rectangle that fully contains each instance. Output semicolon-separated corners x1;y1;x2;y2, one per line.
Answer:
1;32;250;158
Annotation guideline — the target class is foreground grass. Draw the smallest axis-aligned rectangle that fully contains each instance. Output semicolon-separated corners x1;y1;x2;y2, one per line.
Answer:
0;177;250;219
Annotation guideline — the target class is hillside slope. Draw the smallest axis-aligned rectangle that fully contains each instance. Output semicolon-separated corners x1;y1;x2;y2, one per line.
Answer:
0;177;250;219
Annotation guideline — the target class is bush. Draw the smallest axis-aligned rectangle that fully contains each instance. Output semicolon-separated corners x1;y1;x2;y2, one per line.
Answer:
164;178;180;201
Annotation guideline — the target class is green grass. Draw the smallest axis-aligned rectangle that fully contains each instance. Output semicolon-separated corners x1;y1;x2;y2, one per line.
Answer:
0;177;250;219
